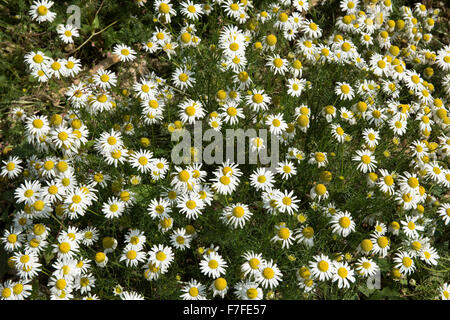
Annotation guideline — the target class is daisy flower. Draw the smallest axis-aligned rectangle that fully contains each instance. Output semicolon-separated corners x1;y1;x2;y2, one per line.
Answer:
335;82;355;100
295;225;315;248
246;89;271;112
352;149;377;173
271;224;295;249
255;260;283;289
330;210;356;237
1;156;23;179
172;67;195;90
56;24;79;44
177;192;204;219
129;149;154;174
113;44;137;62
29;0;56;23
170;228;192;250
241;251;266;278
93;69;117;90
221;203;253;229
199;252;228;278
393;251;416;276
180;279;207;300
309;254;335;281
401;215;424;238
266;113;288;136
331;261;356;289
234;281;263;300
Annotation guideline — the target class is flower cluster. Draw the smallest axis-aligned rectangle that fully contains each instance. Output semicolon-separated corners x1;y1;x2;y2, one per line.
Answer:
0;0;449;300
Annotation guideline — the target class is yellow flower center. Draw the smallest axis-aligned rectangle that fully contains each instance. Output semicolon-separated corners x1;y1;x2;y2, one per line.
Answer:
339;216;351;228
318;261;329;272
232;206;245;218
59;242;71;254
278;227;290;239
337;267;348;278
208;259;219;269
214;278;227;291
37;6;48;16
263;267;275;279
156;251;166;261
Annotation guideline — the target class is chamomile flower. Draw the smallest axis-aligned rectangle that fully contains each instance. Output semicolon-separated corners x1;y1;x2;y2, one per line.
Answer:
29;0;56;23
180;279;206;300
234;281;263;300
437;203;450;225
120;245;146;267
309;254;335;281
129;149;154;174
266;113;288;136
393;251;416;275
93;69;117;90
267;54;288;75
355;257;379;277
199;252;228;278
308;152;328;168
401;215;424;238
241;251;266;279
154;0;177;23
14;180;41;205
255;260;283;289
352;149;377;173
276;161;296;180
1;228;24;252
310;183;329;202
56;24;79;44
221;203;253;229
1;156;23;179
179;99;205;124
371;234;390;258
335;82;355;101
271;224;295;249
246;89;271;112
102;197;126;219
286;77;306;97
170;228;192;250
113;44;137;62
331;261;355;289
330;211;356;237
172;67;195;90
220;101;245;125
274;189;300;215
177;192;204;220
